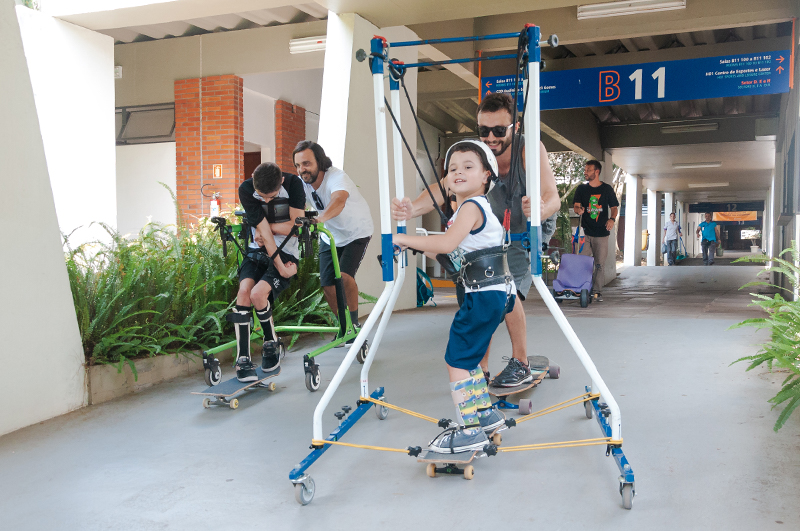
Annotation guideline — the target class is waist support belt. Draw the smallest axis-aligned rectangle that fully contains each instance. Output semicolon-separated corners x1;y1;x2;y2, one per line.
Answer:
436;245;511;290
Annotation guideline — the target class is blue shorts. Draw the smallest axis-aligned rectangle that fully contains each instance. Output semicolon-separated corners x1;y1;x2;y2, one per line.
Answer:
444;291;516;370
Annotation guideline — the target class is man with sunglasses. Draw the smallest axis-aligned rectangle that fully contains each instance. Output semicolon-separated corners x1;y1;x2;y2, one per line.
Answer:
234;162;306;382
391;93;560;387
293;140;373;338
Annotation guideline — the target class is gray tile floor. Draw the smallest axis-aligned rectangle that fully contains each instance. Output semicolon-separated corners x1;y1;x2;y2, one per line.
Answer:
2;265;799;530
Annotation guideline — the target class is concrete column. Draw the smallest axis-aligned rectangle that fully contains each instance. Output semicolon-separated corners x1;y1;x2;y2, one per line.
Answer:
1;2;86;436
623;174;642;266
647;189;663;266
317;14;419;312
599;152;617;285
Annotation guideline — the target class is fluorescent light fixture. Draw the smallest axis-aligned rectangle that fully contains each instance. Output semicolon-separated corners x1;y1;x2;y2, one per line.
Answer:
687;182;729;188
661;122;719;134
577;0;686;19
289;36;326;54
673;162;722;169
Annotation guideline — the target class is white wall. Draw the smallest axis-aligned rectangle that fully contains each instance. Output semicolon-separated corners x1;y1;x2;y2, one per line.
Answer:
116;143;177;235
1;0;86;436
243;88;275;163
16;6;117;246
318;14;419;313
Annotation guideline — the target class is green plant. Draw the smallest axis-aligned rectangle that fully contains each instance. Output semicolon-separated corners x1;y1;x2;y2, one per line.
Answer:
730;242;800;431
65;185;375;374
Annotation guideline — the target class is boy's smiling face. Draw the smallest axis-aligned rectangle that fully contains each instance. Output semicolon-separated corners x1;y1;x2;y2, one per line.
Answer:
446;150;489;197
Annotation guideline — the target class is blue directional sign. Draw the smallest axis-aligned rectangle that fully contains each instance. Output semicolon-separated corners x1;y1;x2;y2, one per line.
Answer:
481;50;792;111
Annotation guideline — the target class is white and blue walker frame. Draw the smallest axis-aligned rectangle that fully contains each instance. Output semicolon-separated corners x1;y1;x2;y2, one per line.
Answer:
289;26;635;509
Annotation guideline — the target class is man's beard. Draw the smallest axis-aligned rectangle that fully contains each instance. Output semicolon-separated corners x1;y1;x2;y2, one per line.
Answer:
488;136;512;158
301;169;319;184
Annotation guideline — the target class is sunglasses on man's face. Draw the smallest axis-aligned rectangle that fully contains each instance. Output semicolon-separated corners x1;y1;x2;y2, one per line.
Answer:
477;124;514;138
311;190;324;210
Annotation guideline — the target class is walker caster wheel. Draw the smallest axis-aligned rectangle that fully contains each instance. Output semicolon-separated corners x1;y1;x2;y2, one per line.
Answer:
356;342;369;364
204;365;221;387
621;483;634;509
548;363;560;379
268;382;276;391
305;368;321;392
202;398;211;409
519;399;533;415
294;476;315;506
375;398;389;420
426;463;436;478
584;400;593;419
463;465;474;480
580;289;589;308
229;398;239;410
492;432;502;445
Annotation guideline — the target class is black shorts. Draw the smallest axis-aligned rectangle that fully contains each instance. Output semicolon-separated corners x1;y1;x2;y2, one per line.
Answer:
238;249;297;299
319;236;371;287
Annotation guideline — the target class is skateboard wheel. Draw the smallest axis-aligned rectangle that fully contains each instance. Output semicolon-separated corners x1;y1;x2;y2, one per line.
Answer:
294;476;315;506
463;465;474;480
202;398;211;409
584;400;593;419
356;342;369;364
492;433;502;446
305;370;321;392
548;364;560;379
229;398;239;410
621;483;634;510
426;463;436;478
268;382;276;391
519;399;533;415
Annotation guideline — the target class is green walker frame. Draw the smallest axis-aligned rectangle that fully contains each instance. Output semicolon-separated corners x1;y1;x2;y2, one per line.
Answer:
202;211;368;392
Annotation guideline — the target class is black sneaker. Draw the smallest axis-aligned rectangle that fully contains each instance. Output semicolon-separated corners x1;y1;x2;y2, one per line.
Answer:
236;356;257;383
261;341;280;372
427;426;488;454
493;357;533;388
592;291;603;302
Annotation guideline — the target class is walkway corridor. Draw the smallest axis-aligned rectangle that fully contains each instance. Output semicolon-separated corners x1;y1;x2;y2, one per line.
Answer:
1;265;797;530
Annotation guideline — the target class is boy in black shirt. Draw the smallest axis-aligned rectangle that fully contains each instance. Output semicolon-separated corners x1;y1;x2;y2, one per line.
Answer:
573;160;619;302
234;163;305;382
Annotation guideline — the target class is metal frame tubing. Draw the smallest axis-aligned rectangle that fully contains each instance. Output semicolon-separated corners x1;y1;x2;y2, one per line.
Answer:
389;32;521;47
522;25;622;441
310;37;398;442
360;76;407;398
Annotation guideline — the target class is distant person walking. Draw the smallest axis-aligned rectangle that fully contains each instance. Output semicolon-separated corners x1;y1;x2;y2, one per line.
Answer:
573;160;619;301
663;212;682;266
696;212;720;266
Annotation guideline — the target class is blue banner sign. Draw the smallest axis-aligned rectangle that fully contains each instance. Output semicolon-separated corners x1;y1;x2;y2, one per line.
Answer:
481;50;792;111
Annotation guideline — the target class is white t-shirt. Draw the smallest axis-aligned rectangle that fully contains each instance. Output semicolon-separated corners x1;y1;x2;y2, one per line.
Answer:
447;196;516;294
664;220;681;241
303;167;374;246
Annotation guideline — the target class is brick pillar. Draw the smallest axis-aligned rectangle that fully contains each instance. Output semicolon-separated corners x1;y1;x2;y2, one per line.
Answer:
275;100;305;175
174;75;243;224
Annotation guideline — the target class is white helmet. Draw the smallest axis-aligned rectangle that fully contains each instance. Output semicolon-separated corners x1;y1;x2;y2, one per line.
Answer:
444;139;499;193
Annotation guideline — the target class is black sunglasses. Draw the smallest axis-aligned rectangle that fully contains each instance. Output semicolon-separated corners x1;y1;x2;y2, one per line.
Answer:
477;124;514;138
311;190;324;210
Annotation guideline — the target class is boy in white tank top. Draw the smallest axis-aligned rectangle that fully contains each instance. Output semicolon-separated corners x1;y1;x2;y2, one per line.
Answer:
393;141;515;453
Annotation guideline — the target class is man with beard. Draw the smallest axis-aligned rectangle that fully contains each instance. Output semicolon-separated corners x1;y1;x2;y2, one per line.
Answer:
293;141;374;338
391;93;560;387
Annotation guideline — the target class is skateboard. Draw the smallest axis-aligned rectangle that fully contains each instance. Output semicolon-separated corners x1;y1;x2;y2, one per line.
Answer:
488;356;559;414
417;422;505;480
191;366;280;409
